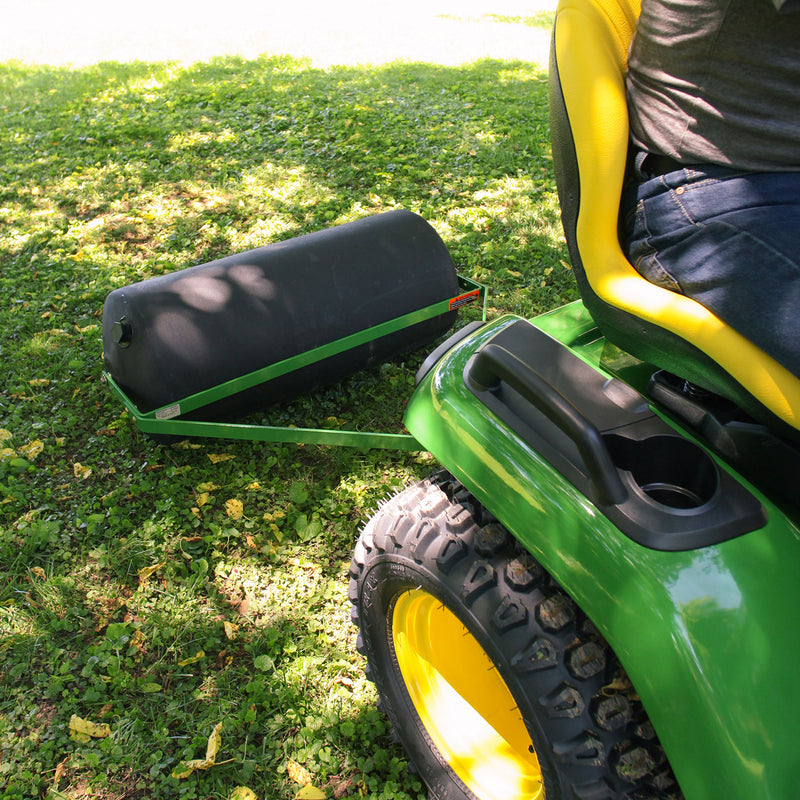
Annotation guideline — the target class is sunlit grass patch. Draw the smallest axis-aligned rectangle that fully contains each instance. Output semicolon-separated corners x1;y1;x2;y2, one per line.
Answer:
487;11;557;28
438;11;556;29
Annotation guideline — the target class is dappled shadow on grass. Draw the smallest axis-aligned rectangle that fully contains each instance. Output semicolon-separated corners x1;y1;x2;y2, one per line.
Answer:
0;50;571;798
0;53;568;290
1;550;423;798
1;427;434;795
0;415;433;795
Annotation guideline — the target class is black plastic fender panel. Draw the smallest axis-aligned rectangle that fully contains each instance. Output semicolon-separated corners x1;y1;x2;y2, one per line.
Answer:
464;319;767;551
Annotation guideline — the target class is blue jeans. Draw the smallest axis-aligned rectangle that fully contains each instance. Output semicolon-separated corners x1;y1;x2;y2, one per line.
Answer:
621;164;800;378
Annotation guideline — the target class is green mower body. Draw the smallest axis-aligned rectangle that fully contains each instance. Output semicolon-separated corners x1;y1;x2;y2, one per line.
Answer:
402;303;800;800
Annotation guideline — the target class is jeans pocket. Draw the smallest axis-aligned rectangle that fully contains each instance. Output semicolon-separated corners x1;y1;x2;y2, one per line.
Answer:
626;202;683;293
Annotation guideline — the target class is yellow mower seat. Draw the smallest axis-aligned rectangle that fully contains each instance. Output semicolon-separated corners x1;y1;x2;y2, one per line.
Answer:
549;0;800;435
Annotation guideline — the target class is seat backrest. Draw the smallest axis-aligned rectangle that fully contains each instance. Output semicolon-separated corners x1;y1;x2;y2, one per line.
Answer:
549;0;800;435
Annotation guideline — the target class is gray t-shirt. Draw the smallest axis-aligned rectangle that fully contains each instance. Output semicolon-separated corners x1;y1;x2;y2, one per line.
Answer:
626;0;800;171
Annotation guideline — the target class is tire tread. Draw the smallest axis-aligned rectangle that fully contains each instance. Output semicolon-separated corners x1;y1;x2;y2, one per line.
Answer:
350;473;685;800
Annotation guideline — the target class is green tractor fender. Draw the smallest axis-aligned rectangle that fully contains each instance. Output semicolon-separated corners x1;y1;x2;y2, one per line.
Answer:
401;308;800;800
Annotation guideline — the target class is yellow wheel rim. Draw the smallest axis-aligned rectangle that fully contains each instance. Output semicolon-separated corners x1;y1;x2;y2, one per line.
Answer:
392;589;545;800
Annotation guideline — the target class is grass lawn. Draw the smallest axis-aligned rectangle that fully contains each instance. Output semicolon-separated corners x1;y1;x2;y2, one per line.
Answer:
0;9;574;799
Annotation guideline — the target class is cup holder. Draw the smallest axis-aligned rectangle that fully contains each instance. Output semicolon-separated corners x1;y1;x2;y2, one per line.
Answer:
604;434;718;510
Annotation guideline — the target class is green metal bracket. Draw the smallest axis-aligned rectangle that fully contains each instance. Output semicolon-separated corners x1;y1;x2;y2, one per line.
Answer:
104;275;486;450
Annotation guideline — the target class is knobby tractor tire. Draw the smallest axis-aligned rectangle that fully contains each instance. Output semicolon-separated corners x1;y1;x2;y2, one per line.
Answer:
349;473;684;800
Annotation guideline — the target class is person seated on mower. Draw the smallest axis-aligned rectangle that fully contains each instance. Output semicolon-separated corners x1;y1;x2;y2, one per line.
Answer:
621;0;800;379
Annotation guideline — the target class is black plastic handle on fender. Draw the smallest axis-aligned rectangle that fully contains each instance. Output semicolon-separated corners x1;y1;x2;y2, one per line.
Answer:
467;343;627;506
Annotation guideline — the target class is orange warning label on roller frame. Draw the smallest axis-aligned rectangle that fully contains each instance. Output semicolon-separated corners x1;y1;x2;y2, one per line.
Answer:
448;289;480;311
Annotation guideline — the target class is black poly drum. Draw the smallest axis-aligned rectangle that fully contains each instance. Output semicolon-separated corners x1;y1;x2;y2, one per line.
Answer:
102;209;459;419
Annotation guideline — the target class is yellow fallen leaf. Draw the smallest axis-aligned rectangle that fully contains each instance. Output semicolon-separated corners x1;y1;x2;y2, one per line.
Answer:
246;481;261;490
230;788;257;800
196;481;220;492
53;759;67;784
0;448;17;460
130;629;144;652
30;566;46;579
172;439;203;450
28;378;51;387
225;498;244;520
172;758;209;780
69;715;111;743
178;650;205;667
196;492;210;507
0;429;12;441
223;621;239;640
205;721;222;761
295;786;326;799
287;759;312;787
171;721;223;779
73;462;92;480
208;453;235;464
138;561;165;585
20;439;44;459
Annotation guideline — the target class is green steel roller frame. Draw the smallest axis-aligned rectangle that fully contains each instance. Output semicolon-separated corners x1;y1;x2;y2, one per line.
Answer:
104;275;486;450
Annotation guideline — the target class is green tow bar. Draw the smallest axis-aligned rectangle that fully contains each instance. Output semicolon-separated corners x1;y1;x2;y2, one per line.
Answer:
105;276;486;450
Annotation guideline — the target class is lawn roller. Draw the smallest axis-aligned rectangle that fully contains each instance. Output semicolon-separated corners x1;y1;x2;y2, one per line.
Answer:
103;0;800;798
103;208;486;448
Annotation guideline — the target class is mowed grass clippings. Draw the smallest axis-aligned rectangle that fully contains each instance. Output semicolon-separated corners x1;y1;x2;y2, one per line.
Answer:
0;39;571;800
